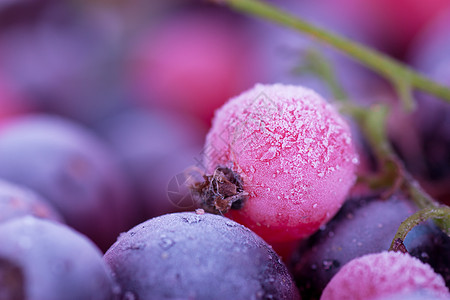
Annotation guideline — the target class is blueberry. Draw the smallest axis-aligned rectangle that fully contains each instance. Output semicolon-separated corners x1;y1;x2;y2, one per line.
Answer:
0;216;117;300
0;114;135;250
104;212;299;300
0;179;63;223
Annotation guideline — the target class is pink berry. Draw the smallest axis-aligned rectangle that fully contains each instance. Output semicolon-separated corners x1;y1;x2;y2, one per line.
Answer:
199;83;358;243
321;251;450;300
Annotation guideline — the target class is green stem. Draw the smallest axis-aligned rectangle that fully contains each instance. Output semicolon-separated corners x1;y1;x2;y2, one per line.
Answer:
389;207;450;252
218;0;450;104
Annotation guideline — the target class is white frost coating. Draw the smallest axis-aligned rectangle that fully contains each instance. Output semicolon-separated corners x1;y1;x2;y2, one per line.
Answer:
321;251;450;300
204;83;358;242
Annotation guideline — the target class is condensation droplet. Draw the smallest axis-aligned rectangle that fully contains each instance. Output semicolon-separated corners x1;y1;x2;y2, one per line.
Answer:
225;221;238;227
159;237;175;250
182;215;201;224
126;242;145;250
313;203;318;209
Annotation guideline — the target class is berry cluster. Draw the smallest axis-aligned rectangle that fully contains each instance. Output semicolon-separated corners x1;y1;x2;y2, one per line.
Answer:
0;1;449;300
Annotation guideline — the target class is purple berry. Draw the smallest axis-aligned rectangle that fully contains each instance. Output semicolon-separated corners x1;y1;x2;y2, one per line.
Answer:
0;114;135;250
104;212;299;300
0;179;63;223
292;193;450;299
0;216;117;300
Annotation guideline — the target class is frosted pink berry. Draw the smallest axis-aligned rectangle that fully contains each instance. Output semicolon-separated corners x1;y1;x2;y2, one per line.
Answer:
197;83;358;242
321;251;450;300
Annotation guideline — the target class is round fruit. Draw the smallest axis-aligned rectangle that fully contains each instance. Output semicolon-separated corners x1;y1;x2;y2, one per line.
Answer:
198;83;358;243
0;114;134;250
0;179;63;223
0;216;117;300
104;212;299;300
320;251;449;300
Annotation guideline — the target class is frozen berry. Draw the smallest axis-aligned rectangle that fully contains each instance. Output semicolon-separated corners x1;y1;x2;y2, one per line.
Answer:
292;193;450;299
0;114;134;250
104;212;299;300
320;251;449;300
198;83;358;243
0;216;117;300
0;179;63;223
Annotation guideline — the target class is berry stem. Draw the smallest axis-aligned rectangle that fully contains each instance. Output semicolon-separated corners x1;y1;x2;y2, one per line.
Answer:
215;0;450;106
389;206;450;252
283;29;450;236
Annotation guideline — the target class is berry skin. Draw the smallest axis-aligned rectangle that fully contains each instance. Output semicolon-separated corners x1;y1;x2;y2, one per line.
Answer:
320;251;450;300
104;212;299;300
292;193;450;299
0;179;63;223
0;216;117;300
200;83;358;243
0;114;134;251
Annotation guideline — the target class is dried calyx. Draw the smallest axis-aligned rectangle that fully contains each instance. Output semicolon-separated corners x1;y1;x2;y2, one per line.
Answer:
191;166;248;214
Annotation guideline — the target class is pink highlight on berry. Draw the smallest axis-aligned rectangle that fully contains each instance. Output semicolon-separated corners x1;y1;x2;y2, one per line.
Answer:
203;83;358;242
321;251;450;300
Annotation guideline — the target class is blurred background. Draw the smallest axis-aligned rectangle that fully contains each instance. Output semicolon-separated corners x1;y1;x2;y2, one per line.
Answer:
0;0;449;228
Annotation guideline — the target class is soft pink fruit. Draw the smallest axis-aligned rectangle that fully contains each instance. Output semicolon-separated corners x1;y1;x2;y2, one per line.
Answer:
203;83;358;242
321;251;450;300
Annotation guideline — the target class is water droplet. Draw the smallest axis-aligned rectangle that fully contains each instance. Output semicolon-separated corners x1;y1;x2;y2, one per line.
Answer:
195;208;205;215
182;215;201;224
225;221;238;227
159;237;175;250
313;203;318;209
126;242;145;250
